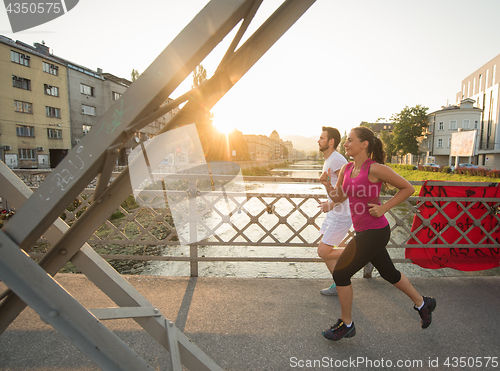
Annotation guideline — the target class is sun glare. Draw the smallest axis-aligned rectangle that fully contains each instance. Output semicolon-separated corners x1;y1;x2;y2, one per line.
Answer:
213;119;236;135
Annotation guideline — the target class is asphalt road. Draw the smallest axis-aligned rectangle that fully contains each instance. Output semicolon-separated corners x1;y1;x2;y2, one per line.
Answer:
1;274;499;371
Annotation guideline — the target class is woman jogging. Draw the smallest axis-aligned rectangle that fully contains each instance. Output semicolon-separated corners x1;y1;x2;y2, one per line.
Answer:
319;126;436;341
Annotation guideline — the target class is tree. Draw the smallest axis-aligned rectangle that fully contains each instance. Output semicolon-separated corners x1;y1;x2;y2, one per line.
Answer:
339;130;347;159
192;65;208;88
380;129;396;162
190;65;226;161
131;69;140;82
391;105;429;156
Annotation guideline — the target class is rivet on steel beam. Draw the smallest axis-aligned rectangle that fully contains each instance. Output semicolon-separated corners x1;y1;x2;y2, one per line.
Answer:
96;199;103;204
59;249;67;255
48;310;59;318
153;307;159;314
168;321;174;327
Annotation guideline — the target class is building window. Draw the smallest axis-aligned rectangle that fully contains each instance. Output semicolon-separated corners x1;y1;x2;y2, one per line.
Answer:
479;74;482;92
14;100;33;114
463;119;470;129
474;120;479;129
16;125;34;137
82;124;92;134
44;84;59;97
81;105;96;116
437;139;443;148
438;122;444;131
112;92;121;101
448;137;451;148
11;50;30;67
80;84;95;96
12;75;31;90
19;148;36;160
449;120;457;130
43;61;59;76
427;140;431;149
46;106;61;118
47;128;62;139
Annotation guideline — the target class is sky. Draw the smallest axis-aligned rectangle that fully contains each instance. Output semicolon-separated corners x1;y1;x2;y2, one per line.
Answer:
2;0;500;139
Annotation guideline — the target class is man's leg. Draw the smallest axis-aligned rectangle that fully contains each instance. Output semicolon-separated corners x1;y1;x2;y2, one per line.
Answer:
317;242;344;274
318;241;344;295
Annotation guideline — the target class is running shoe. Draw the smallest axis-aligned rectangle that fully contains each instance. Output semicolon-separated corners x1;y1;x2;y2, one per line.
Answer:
320;283;338;296
414;296;436;329
322;319;356;341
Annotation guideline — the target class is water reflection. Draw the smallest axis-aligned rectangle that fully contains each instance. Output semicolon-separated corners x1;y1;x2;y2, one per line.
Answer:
270;160;322;179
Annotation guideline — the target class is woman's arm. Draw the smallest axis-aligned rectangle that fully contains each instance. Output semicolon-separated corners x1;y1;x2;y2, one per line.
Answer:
319;163;349;204
367;163;415;217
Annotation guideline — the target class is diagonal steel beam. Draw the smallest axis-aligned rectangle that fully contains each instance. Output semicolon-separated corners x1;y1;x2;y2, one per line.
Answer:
0;0;316;369
0;0;316;331
2;0;257;252
0;145;225;371
0;230;154;371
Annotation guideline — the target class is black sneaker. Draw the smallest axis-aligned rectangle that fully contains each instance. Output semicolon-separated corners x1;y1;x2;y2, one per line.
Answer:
414;296;436;329
322;319;356;341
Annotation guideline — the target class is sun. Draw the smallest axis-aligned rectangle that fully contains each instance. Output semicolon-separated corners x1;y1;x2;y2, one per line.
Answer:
213;118;236;135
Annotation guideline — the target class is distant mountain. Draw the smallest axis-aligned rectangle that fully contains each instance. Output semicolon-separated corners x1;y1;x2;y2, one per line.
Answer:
282;135;318;153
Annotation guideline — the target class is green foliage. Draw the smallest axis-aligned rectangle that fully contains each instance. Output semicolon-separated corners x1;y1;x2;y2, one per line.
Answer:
339;131;347;158
380;130;396;161
391;105;429;155
131;69;140;82
192;65;208;88
442;166;453;173
388;164;417;171
241;162;290;176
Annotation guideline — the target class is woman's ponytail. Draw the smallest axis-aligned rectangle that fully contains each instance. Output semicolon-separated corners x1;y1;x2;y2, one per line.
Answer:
371;137;386;164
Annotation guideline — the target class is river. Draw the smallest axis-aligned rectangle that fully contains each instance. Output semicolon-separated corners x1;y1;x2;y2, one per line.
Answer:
143;161;500;279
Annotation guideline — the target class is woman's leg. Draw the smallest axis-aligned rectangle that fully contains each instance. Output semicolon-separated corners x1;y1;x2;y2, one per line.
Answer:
393;273;424;306
337;284;353;324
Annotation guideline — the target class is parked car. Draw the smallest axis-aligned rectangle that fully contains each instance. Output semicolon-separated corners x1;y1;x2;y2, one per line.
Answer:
457;163;478;169
424;163;440;168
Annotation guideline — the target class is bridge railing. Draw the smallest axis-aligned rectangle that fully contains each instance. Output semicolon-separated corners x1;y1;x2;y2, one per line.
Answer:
6;175;498;277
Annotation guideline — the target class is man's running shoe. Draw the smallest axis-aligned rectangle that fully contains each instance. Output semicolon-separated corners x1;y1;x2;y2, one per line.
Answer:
322;319;356;341
320;283;338;296
414;296;436;329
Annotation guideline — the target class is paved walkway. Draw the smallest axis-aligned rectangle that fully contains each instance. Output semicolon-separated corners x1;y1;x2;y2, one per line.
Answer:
1;274;499;370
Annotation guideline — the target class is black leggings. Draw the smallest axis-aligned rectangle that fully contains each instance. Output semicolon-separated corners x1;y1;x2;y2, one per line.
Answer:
333;224;401;287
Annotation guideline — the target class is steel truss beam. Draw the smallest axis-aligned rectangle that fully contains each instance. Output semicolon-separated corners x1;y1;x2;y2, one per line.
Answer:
0;0;315;369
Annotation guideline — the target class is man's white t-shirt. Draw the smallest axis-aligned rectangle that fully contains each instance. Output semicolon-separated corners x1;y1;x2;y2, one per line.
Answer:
322;151;350;216
319;150;351;246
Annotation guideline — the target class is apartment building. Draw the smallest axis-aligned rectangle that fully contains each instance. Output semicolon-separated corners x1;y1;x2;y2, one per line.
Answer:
423;99;482;167
244;134;272;162
0;36;71;169
1;35;175;169
456;53;500;168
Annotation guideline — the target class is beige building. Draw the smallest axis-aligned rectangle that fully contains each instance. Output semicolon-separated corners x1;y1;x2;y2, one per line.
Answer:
456;52;500;168
1;36;71;169
244;134;272;162
1;35;174;169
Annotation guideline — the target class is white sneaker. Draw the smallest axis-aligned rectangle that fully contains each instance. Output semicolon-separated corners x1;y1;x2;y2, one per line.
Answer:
320;284;338;296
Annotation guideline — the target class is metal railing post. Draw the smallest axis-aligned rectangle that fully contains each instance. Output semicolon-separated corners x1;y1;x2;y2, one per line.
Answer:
188;177;199;277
